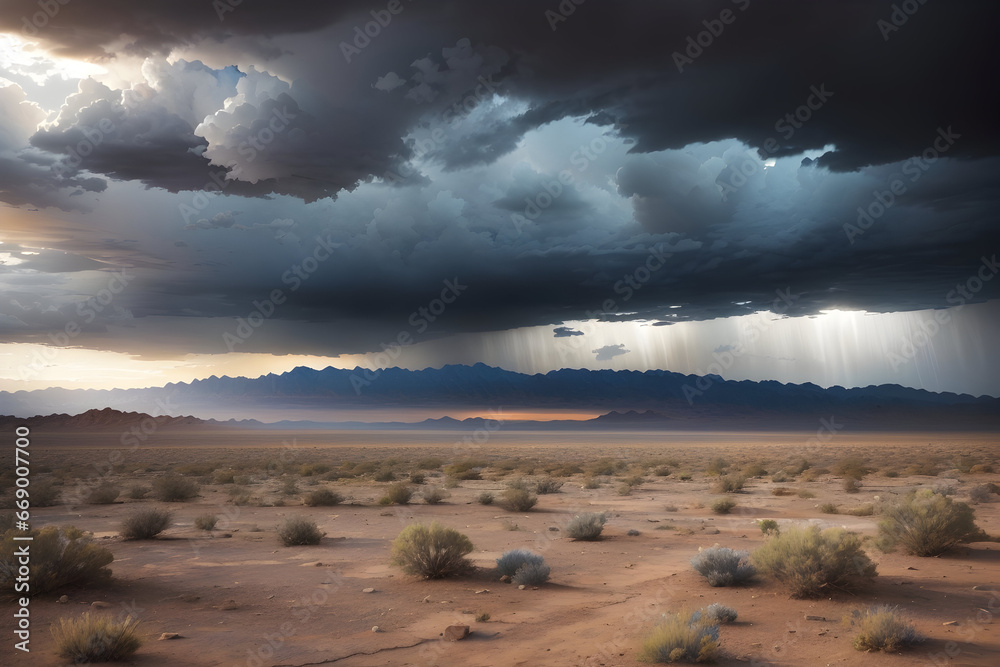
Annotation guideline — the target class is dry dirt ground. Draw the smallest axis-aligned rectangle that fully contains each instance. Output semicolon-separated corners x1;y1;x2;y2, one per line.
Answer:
3;429;1000;666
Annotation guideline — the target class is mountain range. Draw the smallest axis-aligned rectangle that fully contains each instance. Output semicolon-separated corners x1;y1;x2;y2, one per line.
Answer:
2;364;998;431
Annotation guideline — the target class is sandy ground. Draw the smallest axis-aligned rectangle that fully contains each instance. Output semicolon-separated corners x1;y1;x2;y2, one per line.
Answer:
3;430;999;666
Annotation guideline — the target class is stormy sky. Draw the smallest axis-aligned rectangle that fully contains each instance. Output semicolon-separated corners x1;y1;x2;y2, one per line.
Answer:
0;0;998;397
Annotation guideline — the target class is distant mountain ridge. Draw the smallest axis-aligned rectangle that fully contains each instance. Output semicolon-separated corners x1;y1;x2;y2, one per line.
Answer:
0;364;997;430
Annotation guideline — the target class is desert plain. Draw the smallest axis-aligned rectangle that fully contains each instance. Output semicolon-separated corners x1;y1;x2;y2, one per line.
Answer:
3;428;999;666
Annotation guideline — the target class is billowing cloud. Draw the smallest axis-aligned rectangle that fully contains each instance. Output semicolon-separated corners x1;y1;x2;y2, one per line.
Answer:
593;344;630;362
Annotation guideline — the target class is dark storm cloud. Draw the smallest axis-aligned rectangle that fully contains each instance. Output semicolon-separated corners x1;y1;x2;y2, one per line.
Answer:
553;327;583;338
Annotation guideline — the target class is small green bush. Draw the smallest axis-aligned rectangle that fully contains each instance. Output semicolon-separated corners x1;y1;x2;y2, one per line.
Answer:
194;514;218;530
690;546;756;587
391;522;473;579
2;526;113;595
711;474;746;494
496;549;544;577
152;474;199;502
303;488;344;506
845;605;923;652
120;508;172;540
512;561;550;586
877;489;985;556
638;609;718;663
758;519;779;536
278;517;324;546
422;487;449;505
711;498;736;514
819;503;839;514
52;613;142;662
752;525;876;598
535;477;564;494
477;492;494;505
500;487;537;512
834;457;873;480
702;603;738;624
704;457;729;477
379;482;414;506
565;512;607;541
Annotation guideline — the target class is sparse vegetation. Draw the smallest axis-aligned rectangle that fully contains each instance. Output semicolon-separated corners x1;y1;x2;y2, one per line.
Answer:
758;519;779;536
845;605;923;652
690;546;756;587
422;487;449;504
500;487;538;512
85;484;120;504
477;491;494;505
303;488;344;506
391;522;474;579
819;503;839;514
127;484;149;499
152;474;199;502
512;560;551;586
194;514;218;530
535;477;564;494
711;498;736;514
877;489;985;556
2;525;113;595
702;603;738;624
565;512;607;541
120;508;172;540
52;613;143;663
278;517;324;546
711;474;746;494
638;609;718;663
379;482;414;506
752;525;877;598
970;484;995;504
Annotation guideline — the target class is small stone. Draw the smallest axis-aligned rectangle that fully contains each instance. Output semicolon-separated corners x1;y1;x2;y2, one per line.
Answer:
444;625;470;641
315;562;323;567
943;621;959;626
499;575;511;583
548;526;559;531
906;566;917;570
158;633;182;640
372;626;380;633
422;595;431;603
58;595;68;604
91;601;111;609
805;615;827;622
362;588;375;593
475;589;489;594
518;584;526;590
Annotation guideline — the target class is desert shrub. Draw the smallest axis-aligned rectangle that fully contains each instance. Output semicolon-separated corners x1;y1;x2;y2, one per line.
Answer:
228;488;252;505
845;605;923;652
500;487;537;512
800;467;826;482
702;603;738;624
86;484;120;505
819;503;839;514
653;466;672;477
969;484;994;504
835;457;873;480
127;485;149;500
904;457;940;476
752;525;877;598
883;469;900;478
797;489;816;499
379;483;414;506
409;472;426;484
842;477;862;493
299;463;331;476
30;480;60;507
374;468;396;482
512;561;551;586
931;482;957;496
1;526;113;595
711;498;736;514
953;455;981;473
677;471;693;481
969;463;995;474
416;457;443;470
52;613;142;662
443;459;487;480
638;609;719;663
152;474;199;502
586;457;622;476
422;487;449;504
212;469;236;484
690;546;756;587
120;508;172;540
280;478;299;496
477;492;494;505
175;462;216;476
877;489;985;556
391;522;474;579
740;462;768;478
844;504;874;517
194;514;218;530
783;458;811;476
771;471;791;483
704;457;729;477
303;488;344;507
582;477;601;489
566;512;607;541
278;517;323;546
711;474;746;494
496;549;542;577
758;519;779;536
771;487;796;497
535;477;564;494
